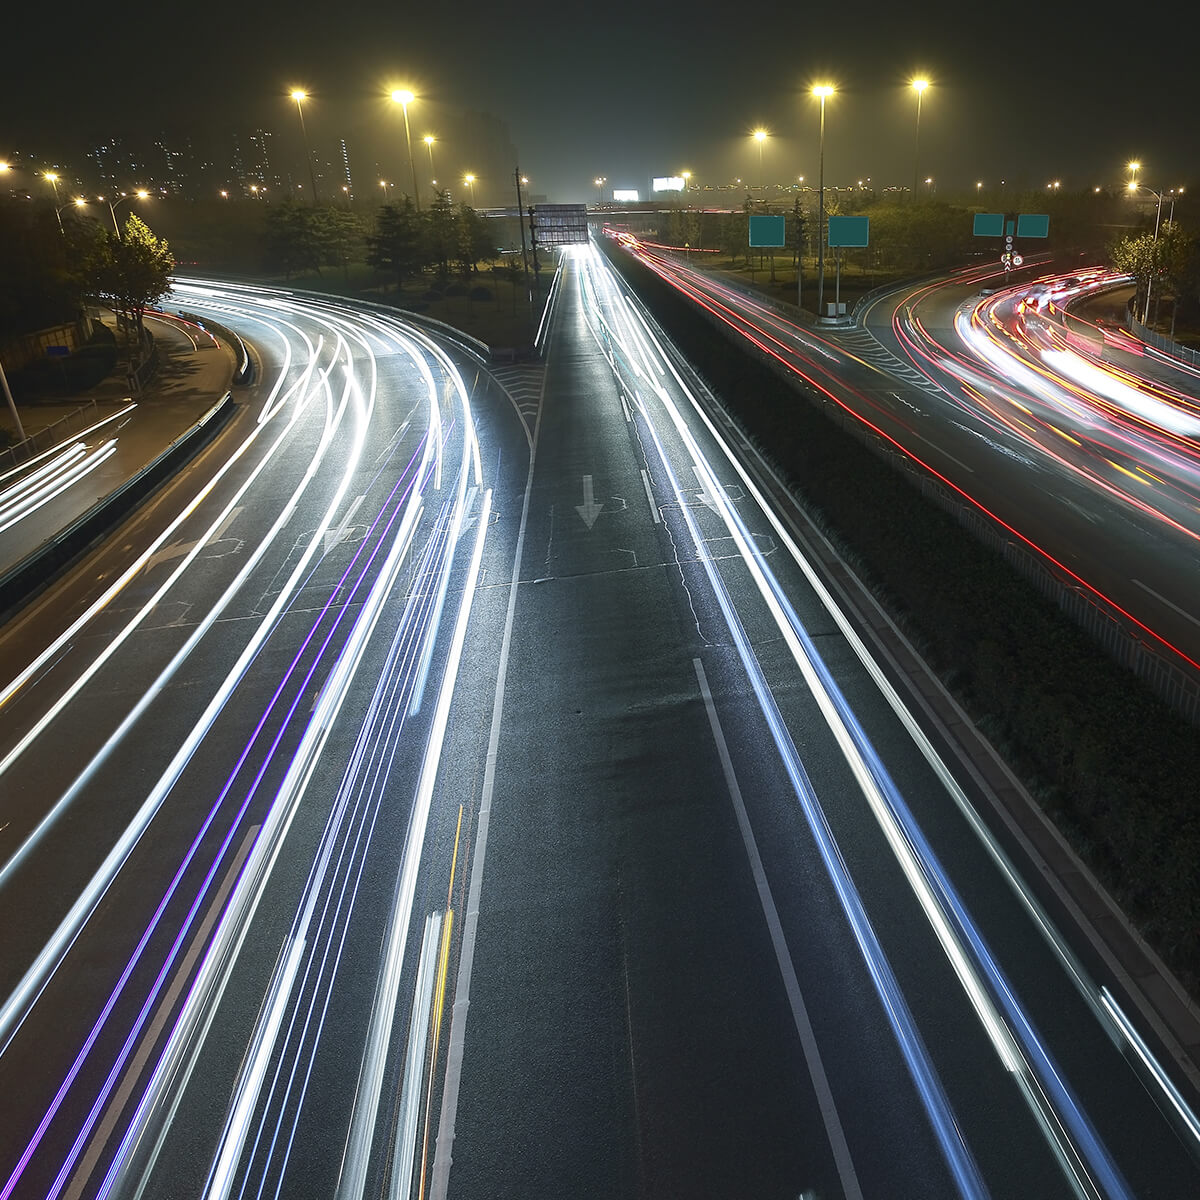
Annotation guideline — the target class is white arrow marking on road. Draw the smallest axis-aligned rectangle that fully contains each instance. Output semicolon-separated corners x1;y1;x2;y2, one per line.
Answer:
325;494;365;554
575;475;604;530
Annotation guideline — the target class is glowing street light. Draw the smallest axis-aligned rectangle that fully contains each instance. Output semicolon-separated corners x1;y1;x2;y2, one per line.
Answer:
423;134;436;188
290;89;320;205
811;83;835;319
464;173;476;204
101;189;150;238
752;128;768;190
1127;160;1141;187
910;77;929;200
594;175;606;204
390;89;421;211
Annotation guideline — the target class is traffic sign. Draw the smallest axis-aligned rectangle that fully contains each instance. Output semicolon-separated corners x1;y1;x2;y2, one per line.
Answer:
828;215;869;247
973;213;1005;237
1016;213;1049;238
748;214;786;248
1012;254;1024;266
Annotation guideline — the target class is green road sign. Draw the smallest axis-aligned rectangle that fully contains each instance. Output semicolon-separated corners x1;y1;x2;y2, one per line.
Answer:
828;215;869;247
749;214;786;248
973;213;1005;237
1017;213;1050;238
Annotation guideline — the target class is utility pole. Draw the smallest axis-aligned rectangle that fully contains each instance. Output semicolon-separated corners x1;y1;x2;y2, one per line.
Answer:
515;167;534;330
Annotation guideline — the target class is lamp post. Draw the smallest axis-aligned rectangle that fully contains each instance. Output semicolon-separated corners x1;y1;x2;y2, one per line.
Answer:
910;78;929;200
43;172;64;234
464;174;476;205
423;135;436;191
100;189;149;238
1128;180;1172;324
594;176;606;205
390;90;420;211
753;129;768;192
812;84;834;319
289;90;320;205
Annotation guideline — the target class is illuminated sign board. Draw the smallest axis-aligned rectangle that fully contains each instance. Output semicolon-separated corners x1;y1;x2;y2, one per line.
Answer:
612;189;640;202
652;177;685;193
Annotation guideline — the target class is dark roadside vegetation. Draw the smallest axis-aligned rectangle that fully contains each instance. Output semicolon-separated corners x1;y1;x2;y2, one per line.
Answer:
599;235;1200;996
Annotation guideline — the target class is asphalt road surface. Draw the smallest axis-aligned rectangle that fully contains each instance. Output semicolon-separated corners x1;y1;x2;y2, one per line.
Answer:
1;258;1198;1199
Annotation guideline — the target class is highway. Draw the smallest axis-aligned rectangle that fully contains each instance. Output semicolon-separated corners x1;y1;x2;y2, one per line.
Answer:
0;280;527;1199
438;246;1200;1197
0;255;1198;1198
624;243;1200;677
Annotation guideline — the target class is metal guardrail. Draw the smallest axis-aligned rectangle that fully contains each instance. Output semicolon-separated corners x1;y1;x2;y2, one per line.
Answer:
1127;313;1200;367
0;399;101;472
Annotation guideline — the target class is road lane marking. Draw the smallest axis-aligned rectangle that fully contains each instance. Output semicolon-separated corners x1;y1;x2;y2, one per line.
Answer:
640;469;661;523
1132;579;1200;629
693;657;864;1200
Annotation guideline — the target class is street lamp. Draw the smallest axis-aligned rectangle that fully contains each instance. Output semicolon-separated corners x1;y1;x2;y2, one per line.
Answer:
910;78;929;200
423;135;436;190
390;89;420;211
1127;160;1141;188
594;176;606;204
1127;179;1183;323
752;129;768;191
100;189;149;238
290;90;320;205
464;173;476;204
812;84;834;319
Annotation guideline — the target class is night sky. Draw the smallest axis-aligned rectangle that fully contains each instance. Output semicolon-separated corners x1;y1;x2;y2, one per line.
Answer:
5;0;1197;203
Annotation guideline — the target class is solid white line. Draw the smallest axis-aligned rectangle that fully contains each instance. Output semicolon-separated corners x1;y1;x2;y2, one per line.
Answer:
389;912;444;1200
1131;578;1200;629
640;469;661;523
692;657;864;1200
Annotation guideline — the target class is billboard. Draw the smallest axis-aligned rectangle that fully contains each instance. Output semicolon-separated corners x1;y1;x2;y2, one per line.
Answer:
652;177;685;193
532;204;589;246
749;214;786;248
827;215;870;247
612;189;640;202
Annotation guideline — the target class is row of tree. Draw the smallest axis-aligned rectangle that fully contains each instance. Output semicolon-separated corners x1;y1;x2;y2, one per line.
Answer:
261;190;496;287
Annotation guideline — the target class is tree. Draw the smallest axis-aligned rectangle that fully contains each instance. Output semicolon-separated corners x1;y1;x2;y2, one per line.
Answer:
455;204;493;277
263;201;323;279
313;208;365;281
1110;231;1160;323
788;196;809;267
92;215;174;347
426;189;456;279
366;199;426;288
